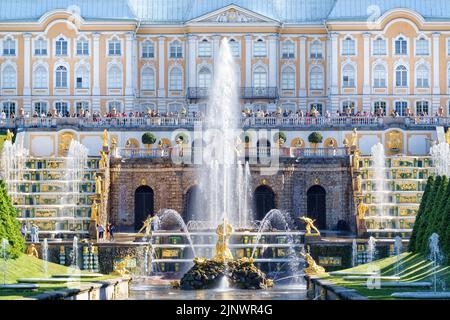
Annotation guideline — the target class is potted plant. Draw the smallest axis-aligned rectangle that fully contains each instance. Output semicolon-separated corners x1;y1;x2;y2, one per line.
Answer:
273;132;287;147
142;132;157;148
308;132;323;149
175;132;189;145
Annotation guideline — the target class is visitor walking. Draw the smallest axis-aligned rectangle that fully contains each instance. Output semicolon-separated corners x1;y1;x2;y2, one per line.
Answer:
21;223;27;240
106;224;110;240
109;223;115;241
98;224;105;241
30;224;39;243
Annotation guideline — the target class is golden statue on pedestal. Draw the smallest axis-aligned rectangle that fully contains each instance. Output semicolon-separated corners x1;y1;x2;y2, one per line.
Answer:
350;128;358;149
353;149;361;170
99;151;108;169
102;129;109;148
90;201;99;222
6;129;14;143
26;244;39;258
301;251;326;275
357;200;369;220
95;175;102;195
213;218;234;263
112;256;131;276
138;215;157;237
299;216;321;236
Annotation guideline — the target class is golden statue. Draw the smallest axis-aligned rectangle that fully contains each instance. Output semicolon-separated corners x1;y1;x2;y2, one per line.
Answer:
299;216;321;236
6;129;14;143
300;251;326;275
58;132;75;156
446;129;450;145
102;129;109;148
138;215;157;236
90;201;99;222
357;200;369;220
95;175;102;195
353;149;361;170
350;128;358;148
99;151;108;169
213;218;234;263
26;244;39;258
112;256;131;276
111;137;117;150
355;174;362;194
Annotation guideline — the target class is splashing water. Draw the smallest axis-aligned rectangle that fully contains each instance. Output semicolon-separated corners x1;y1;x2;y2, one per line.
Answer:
428;233;444;293
351;239;358;267
42;238;49;276
367;236;377;263
430;142;450;176
371;143;388;229
394;236;403;276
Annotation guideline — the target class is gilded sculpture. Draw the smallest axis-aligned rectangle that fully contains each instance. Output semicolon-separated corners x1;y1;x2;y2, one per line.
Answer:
299;216;321;236
355;174;362;194
102;129;109;148
6;129;14;143
350;128;358;148
99;151;108;169
112;256;131;276
95;175;102;195
111;137;117;150
90;201;99;222
58;132;75;156
213;218;234;263
353;149;361;170
300;251;326;275
386;130;402;154
138;215;158;237
357;200;369;220
26;244;39;258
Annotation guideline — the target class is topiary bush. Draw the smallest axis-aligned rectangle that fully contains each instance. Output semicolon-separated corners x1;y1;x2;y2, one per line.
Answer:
308;132;323;145
141;132;157;146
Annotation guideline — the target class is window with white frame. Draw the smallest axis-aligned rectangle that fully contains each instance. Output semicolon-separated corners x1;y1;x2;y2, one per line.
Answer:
108;65;122;89
373;64;386;88
198;67;211;88
282;40;295;59
141;67;155;90
342;64;355;88
310;40;323;59
416;65;429;88
229;39;240;57
395;37;408;55
108;101;122;113
55;66;68;88
342;101;355;114
75;66;89;89
395;101;408;116
416;37;429;56
55;102;69;115
373;37;386;55
2;102;15;117
253;39;266;57
55;37;68;56
76;101;89;114
281;66;295;90
310;103;323;115
168;103;183;114
34;102;47;115
198;39;212;57
416;100;429;115
169;40;183;58
76;38;89;56
142;40;154;58
108;38;121;56
253;66;267;88
282;103;296;113
3;38;15;56
2;65;16;89
169;67;183;90
34;38;47;56
395;65;408;87
310;66;323;90
342;37;355;56
374;101;386;115
33;66;48;89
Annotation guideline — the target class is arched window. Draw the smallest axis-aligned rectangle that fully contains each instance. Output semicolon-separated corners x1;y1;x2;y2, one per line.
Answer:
3;38;15;56
416;101;429;115
34;38;47;56
75;66;89;89
310;66;323;90
310;40;322;59
395;101;408;116
2;65;16;89
310;103;323;115
169;40;183;58
141;67;155;90
55;37;68;56
142;40;154;58
108;65;122;89
229;39;240;57
342;37;355;55
253;66;267;88
108;37;121;56
198;39;212;57
395;65;408;87
282;41;295;59
169;67;183;90
55;102;69;115
373;37;386;55
198;67;211;88
55;66;68;88
395;37;407;55
253;39;266;57
281;66;295;90
2;102;16;117
416;37;429;56
76;38;89;56
33;66;48;89
373;64;386;88
416;65;429;88
342;64;355;88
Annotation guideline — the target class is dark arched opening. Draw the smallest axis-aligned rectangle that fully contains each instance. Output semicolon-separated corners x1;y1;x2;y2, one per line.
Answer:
134;186;154;231
307;185;326;230
184;185;201;223
253;185;275;221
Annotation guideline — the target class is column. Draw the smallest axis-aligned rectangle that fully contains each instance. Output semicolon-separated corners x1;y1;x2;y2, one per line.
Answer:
212;35;221;72
23;33;32;113
299;36;307;111
268;34;279;88
125;32;134;96
362;32;371;113
92;32;101;112
245;34;252;88
158;36;166;98
432;32;441;115
330;33;339;114
187;34;197;89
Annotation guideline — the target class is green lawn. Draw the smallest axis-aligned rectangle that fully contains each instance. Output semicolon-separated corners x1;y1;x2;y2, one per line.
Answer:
0;134;7;152
321;253;450;299
0;254;119;300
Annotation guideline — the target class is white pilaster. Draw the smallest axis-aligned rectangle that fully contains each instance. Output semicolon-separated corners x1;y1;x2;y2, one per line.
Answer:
330;33;339;96
92;33;101;97
268;34;279;88
158;36;166;98
187;34;197;89
213;35;221;73
125;32;134;96
23;33;31;97
432;32;441;115
245;34;252;88
299;36;307;98
362;32;371;113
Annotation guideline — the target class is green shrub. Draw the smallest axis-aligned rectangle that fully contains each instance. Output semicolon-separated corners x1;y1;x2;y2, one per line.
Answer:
273;132;287;145
141;132;157;146
308;132;323;145
175;132;189;144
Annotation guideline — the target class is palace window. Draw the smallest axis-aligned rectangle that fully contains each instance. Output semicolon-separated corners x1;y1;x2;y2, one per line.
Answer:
253;66;267;88
198;39;212;57
395;37;408;55
55;66;68;88
310;66;323;90
76;39;89;56
55;37;68;56
75;66;89;89
3;38;15;56
34;102;47;115
281;66;295;90
168;103;183;114
2;65;16;89
198;67;212;88
342;64;355;88
282;103;296;113
34;38;47;56
76;101;89;114
108;65;122;89
395;65;408;87
373;37;386;55
310;103;323;115
342;37;355;56
2;102;16;117
310;40;323;59
416;37;429;56
282;41;295;59
395;101;408;116
342;101;355;114
108;38;121;56
416;65;429;88
141;67;155;91
374;101;387;115
142;40;154;58
169;67;183;90
229;39;240;57
55;102;69;115
33;66;48;89
373;64;386;88
108;101;122;113
416;101;429;115
169;40;183;59
253;39;266;57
